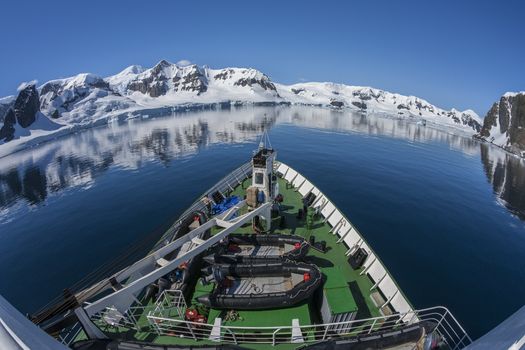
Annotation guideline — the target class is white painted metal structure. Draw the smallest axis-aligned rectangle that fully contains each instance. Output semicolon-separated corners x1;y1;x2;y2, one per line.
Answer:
72;152;276;334
250;146;276;229
83;201;271;319
141;305;469;347
0;295;68;350
464;305;525;350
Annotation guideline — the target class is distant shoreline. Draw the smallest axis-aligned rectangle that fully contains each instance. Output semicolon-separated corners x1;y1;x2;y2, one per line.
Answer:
0;102;477;160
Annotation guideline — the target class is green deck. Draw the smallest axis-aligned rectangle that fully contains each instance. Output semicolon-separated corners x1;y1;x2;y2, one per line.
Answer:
208;303;311;328
323;267;358;314
83;175;383;349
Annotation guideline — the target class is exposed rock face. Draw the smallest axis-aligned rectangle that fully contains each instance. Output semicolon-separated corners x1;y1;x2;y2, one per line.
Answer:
213;68;279;96
213;69;231;80
0;109;16;142
0;98;14;123
476;92;525;156
14;84;40;127
462;112;483;133
330;99;344;108
178;65;208;94
127;61;169;97
479;103;498;137
291;88;305;95
353;90;373;100
352;101;367;110
127;62;208;97
234;75;277;92
0;84;40;142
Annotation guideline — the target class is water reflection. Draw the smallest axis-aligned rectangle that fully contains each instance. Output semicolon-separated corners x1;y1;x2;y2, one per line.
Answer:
0;166;46;206
0;106;523;220
284;109;479;154
481;143;525;219
0;108;278;215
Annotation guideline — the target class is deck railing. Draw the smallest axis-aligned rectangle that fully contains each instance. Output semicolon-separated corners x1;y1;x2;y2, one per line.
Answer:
141;305;472;348
57;322;84;347
91;304;146;331
63;304;472;348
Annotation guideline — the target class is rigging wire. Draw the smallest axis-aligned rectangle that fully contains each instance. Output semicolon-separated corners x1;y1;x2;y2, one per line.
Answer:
257;130;272;150
33;213;179;319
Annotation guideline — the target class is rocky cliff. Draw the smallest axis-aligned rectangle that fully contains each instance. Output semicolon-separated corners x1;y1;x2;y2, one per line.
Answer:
0;84;41;142
476;92;525;156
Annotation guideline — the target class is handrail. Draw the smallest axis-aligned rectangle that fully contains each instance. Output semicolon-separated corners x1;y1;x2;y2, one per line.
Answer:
139;305;471;347
74;304;472;348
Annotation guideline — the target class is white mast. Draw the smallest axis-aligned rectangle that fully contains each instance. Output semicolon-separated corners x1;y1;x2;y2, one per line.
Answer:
250;131;275;230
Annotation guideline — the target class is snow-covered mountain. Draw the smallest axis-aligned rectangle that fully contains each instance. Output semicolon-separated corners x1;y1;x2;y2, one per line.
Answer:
475;92;525;156
0;84;61;143
0;96;14;123
0;60;483;149
276;82;481;132
33;60;281;125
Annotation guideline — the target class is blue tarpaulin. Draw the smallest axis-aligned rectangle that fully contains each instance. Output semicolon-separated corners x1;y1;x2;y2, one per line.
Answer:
212;195;240;215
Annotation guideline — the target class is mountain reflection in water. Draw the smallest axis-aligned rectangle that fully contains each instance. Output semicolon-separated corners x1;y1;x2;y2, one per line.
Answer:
481;143;525;220
0;106;524;220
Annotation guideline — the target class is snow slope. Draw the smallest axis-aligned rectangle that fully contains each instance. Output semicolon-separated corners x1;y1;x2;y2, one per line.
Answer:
0;59;483;156
277;82;481;131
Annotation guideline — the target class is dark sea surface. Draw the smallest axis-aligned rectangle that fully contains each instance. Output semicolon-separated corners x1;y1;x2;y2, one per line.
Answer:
1;106;524;339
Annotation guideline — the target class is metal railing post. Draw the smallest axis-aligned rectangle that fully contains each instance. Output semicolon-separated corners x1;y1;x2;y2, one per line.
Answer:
225;328;238;344
367;319;378;334
452;334;467;350
322;326;329;340
272;328;281;346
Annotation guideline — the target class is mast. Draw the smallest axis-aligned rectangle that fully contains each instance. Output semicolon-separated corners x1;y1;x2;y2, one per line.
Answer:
250;131;275;230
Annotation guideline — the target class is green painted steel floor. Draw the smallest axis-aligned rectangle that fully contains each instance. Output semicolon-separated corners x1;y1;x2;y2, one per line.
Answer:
85;175;383;349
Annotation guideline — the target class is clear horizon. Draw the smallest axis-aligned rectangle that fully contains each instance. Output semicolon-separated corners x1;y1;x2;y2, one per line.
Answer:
1;0;523;116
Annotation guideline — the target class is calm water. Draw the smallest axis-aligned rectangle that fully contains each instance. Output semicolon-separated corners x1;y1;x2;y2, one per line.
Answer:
1;106;525;339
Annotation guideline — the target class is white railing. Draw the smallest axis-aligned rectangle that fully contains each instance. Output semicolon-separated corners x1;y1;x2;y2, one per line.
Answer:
57;322;83;347
141;306;471;348
61;305;471;348
91;304;146;331
149;289;187;320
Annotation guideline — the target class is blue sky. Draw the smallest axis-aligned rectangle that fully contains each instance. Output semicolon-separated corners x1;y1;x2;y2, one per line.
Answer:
0;0;523;115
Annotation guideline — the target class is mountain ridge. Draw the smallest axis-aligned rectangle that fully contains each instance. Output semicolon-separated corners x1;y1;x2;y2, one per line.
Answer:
0;59;483;147
475;92;525;157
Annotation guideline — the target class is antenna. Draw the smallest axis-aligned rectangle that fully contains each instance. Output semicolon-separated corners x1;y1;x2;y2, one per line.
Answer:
258;130;272;150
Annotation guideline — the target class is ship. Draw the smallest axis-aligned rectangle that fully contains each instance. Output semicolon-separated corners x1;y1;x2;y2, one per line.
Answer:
1;133;521;350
